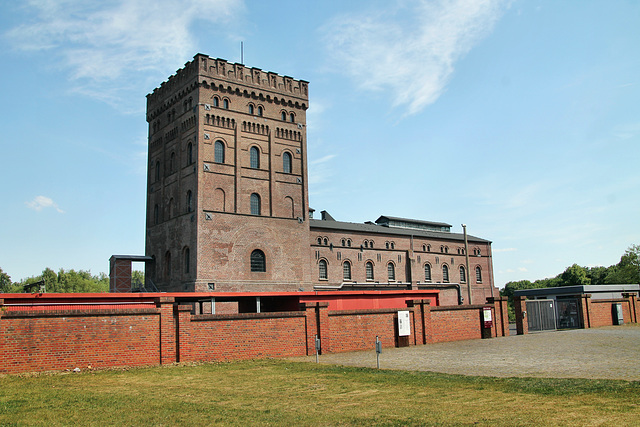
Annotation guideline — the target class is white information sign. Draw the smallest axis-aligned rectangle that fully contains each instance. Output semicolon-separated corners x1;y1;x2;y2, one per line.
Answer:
398;310;411;337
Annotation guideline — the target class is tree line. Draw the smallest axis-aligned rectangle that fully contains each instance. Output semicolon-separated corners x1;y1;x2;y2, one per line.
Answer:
0;268;147;294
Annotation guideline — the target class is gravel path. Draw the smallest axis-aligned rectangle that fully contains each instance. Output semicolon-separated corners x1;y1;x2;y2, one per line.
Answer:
290;324;640;380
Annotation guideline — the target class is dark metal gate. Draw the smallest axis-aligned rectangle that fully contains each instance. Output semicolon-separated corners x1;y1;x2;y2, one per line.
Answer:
556;298;581;329
526;299;557;332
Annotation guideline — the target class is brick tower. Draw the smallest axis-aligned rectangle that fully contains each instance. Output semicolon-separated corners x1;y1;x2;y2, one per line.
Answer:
145;54;312;292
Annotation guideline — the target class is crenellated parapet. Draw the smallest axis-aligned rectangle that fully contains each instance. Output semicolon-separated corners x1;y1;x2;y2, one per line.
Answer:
147;53;309;122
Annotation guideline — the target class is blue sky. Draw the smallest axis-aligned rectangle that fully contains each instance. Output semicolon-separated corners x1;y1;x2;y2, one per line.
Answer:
1;0;638;288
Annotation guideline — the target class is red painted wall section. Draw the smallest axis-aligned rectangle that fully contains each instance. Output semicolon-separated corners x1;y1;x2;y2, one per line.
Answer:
301;291;438;311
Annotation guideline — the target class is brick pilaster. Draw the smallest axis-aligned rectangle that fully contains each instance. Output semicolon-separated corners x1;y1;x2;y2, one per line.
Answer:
579;294;591;329
301;302;318;355
488;297;509;337
406;300;424;346
155;297;177;365
622;293;637;323
422;299;433;343
514;296;528;335
175;304;192;363
301;302;329;355
316;302;330;354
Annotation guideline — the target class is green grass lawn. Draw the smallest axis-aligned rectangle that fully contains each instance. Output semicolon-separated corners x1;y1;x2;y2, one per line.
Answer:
1;360;639;426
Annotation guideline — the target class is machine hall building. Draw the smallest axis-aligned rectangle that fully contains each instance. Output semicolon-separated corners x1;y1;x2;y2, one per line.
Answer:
134;53;496;306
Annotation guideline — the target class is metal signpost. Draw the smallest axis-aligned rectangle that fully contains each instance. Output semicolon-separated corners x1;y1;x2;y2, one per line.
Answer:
375;336;382;369
315;334;321;363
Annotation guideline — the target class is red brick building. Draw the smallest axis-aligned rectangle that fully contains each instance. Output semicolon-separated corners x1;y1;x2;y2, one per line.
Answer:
143;53;496;305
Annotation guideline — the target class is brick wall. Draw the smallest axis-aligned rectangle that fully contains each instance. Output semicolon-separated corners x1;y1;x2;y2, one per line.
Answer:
183;312;307;361
429;306;484;343
0;308;161;374
326;309;407;353
0;295;506;375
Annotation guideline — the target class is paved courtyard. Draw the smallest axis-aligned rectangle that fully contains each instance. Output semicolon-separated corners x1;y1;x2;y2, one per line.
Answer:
291;324;640;381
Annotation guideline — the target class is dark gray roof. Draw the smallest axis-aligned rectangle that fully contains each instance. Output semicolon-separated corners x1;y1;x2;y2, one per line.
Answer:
375;215;452;228
309;219;490;243
109;255;154;262
514;284;639;298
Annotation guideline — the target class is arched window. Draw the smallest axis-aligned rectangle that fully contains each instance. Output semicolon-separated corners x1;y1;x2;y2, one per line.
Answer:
153;204;159;225
281;111;287;121
476;266;482;283
319;259;327;280
323;238;328;246
223;99;229;109
250;193;261;215
214;188;226;212
257;106;263;117
390;242;395;249
155;160;160;181
250;146;260;169
366;261;374;280
168;198;174;219
459;266;466;283
249;104;254;115
385;242;389;249
341;239;346;247
364;241;369;249
387;263;395;281
187;143;193;165
343;261;352;281
285;196;295;218
283;152;292;173
347;239;352;247
442;265;449;283
250;249;266;272
317;237;322;245
422;244;426;251
170;152;176;172
445;246;449;254
213;97;219;107
369;241;374;248
184;247;190;274
186;190;193;213
289;113;295;123
214;140;225;163
424;264;431;281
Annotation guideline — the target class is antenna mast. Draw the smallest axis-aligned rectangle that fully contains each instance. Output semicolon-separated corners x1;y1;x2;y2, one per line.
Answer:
241;41;244;65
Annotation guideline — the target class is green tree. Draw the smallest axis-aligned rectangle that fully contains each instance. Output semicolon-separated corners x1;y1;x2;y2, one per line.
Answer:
601;245;640;284
0;267;13;293
560;264;591;287
587;266;609;286
14;268;109;293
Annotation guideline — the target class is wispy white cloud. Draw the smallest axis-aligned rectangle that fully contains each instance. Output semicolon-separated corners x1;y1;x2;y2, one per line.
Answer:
26;195;64;213
493;247;517;253
322;0;510;115
612;121;640;140
5;0;244;111
310;154;337;166
308;153;337;187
